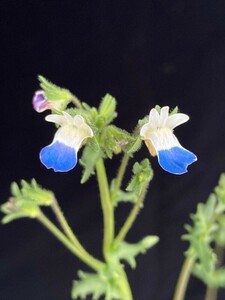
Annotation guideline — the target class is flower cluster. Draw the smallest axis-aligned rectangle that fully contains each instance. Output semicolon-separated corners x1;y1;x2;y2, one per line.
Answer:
33;81;197;175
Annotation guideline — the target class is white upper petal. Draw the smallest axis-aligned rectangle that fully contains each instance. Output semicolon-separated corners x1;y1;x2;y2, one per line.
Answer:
166;113;189;129
45;112;91;128
149;108;160;127
45;114;69;126
159;106;169;127
141;106;190;136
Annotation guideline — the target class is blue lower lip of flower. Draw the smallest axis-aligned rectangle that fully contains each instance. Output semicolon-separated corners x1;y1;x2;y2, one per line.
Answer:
40;141;77;172
158;146;197;175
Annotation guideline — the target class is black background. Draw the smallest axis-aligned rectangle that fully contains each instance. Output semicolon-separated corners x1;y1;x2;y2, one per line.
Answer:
1;1;225;299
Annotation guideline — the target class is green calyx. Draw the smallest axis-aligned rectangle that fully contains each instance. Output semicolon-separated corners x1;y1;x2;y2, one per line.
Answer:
38;75;72;110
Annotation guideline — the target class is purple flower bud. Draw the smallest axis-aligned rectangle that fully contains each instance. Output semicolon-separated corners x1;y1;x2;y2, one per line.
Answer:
32;90;51;113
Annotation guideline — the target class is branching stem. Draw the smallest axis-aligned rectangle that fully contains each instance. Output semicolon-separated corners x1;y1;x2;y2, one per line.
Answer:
114;183;148;244
37;211;104;271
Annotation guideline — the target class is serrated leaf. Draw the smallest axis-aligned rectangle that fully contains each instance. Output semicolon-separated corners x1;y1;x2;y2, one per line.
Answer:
71;270;121;300
182;173;225;287
72;271;106;300
1;179;54;224
112;236;159;269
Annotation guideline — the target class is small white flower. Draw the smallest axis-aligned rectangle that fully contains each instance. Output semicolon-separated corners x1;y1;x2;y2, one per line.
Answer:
40;112;93;172
140;106;197;175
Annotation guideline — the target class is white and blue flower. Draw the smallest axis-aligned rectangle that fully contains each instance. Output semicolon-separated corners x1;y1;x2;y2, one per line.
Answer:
140;106;197;175
40;112;93;172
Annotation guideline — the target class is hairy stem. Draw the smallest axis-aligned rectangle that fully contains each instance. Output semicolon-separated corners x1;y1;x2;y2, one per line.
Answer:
113;153;130;193
51;197;86;252
96;158;114;259
114;183;148;244
204;244;224;300
37;211;104;271
173;256;194;300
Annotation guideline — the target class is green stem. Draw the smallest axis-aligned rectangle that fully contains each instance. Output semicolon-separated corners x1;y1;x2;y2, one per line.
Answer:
114;183;148;244
119;266;133;300
114;153;130;193
205;286;218;300
95;158;114;259
37;211;104;271
173;256;194;300
51;197;86;252
70;93;83;109
204;244;224;300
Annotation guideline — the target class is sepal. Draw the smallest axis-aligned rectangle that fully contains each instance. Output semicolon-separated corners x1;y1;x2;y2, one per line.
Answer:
99;93;117;125
153;105;178;115
38;75;71;109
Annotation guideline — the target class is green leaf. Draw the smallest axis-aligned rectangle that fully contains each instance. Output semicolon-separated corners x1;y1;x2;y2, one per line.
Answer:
80;140;103;183
110;179;138;206
71;269;122;300
1;179;54;223
20;178;54;206
182;173;225;287
215;215;225;247
99;93;117;125
111;236;159;269
215;173;225;204
71;271;106;300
